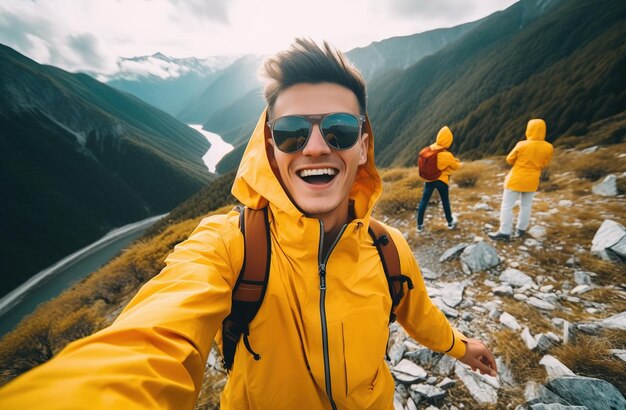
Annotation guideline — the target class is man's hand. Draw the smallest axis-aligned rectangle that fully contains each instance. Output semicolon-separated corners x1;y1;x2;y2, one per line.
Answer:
458;338;497;377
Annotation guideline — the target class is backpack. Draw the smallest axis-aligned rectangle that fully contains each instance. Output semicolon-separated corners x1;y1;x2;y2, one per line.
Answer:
221;206;414;370
418;146;446;181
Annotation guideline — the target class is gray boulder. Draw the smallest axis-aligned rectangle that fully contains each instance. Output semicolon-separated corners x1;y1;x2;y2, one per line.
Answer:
500;268;535;287
441;282;465;307
591;174;618;197
538;355;575;380
599;310;626;331
410;384;447;403
546;376;626;410
439;243;469;263
460;241;500;274
591;219;626;262
454;362;499;405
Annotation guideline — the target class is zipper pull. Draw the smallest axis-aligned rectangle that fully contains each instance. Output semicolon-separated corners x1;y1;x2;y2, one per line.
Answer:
319;263;327;290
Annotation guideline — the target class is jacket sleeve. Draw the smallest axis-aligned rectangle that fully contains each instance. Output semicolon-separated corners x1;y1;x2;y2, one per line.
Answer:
543;143;554;168
389;228;467;359
0;213;244;410
437;151;462;172
506;143;520;165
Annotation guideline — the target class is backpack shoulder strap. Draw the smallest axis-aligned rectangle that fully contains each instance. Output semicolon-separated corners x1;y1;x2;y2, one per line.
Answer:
221;205;271;371
368;218;414;323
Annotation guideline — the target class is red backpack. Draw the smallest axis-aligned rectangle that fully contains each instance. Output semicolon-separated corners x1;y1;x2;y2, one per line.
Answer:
418;147;446;181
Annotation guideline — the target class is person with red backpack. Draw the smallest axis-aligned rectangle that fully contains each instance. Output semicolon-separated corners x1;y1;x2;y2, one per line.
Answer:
0;39;496;409
416;126;462;233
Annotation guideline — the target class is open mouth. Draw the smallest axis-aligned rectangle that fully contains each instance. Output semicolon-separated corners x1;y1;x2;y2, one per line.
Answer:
298;168;337;185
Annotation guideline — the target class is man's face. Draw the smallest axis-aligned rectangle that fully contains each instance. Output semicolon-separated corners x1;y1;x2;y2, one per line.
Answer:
268;82;368;220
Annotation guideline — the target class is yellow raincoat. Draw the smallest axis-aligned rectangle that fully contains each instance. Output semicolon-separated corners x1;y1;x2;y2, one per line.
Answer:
0;111;467;409
428;126;462;184
504;119;554;192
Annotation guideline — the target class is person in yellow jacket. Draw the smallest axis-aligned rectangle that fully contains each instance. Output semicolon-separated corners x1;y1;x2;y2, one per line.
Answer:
488;119;554;241
0;39;496;409
416;126;462;233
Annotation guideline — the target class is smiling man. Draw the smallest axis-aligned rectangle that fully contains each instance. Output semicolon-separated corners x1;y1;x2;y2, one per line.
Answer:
0;38;496;409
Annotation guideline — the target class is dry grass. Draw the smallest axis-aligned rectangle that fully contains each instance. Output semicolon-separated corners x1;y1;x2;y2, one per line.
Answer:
552;330;626;396
578;253;626;287
454;161;491;188
501;300;554;333
0;205;237;387
555;145;626;181
491;329;546;385
376;168;422;216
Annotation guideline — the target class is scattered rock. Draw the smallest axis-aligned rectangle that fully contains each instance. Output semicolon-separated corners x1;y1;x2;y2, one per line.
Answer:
494;284;514;296
433;354;456;376
546;376;626;410
581;145;598;153
500;268;535;287
591;219;626;262
473;202;492;211
523;380;571;406
610;349;626;364
500;311;522;330
527;296;556;310
528;225;547;241
598;310;626;331
573;270;592;286
538;355;575;380
454;362;499;405
591;174;618;197
437;377;456;389
522;327;538;350
460;241;500;274
421;267;442;280
394;359;428;379
441;282;465;307
570;285;591;295
439;243;469;263
535;333;560;353
558;200;573;207
562;321;574;345
388;341;407;365
410;383;447;403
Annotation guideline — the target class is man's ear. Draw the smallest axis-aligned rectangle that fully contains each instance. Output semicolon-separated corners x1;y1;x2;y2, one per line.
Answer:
358;133;369;166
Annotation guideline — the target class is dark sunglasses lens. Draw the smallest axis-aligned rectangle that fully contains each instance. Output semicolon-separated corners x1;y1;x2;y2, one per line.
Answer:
272;116;311;152
321;114;360;149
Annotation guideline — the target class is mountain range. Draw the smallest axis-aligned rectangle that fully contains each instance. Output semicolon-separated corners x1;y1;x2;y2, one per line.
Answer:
368;0;626;166
111;0;624;174
0;45;212;297
106;53;236;116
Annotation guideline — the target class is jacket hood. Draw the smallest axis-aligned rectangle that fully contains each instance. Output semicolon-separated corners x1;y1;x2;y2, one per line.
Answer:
526;119;546;141
232;109;382;221
435;126;453;149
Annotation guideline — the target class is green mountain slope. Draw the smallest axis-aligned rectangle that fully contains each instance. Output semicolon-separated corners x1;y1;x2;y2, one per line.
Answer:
368;0;626;166
0;44;212;297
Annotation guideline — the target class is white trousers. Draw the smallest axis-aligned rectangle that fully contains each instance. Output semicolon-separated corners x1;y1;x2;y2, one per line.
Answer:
499;189;536;235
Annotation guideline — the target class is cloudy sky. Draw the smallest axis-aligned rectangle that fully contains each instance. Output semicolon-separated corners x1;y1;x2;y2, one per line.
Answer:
0;0;518;75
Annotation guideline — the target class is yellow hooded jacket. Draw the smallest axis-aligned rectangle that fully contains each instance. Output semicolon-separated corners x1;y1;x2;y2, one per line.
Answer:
0;111;467;409
504;119;554;192
427;126;462;184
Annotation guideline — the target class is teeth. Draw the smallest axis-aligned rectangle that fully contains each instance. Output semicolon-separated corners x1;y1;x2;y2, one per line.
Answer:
299;168;337;177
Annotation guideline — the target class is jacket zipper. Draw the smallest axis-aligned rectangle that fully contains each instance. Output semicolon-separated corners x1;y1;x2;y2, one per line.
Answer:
318;221;346;410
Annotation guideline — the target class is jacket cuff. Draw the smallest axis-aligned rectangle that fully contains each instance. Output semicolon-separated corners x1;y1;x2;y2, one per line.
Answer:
444;328;468;359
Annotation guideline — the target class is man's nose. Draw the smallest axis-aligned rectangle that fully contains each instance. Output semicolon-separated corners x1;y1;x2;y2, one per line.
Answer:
302;124;331;156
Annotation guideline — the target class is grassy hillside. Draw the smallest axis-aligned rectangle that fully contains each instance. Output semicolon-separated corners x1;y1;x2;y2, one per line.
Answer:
1;138;624;408
0;44;212;296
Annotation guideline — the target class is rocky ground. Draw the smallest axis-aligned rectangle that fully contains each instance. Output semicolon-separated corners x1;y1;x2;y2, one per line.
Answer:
195;145;626;409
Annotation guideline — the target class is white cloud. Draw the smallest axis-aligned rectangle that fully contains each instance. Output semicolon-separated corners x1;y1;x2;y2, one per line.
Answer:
0;0;519;74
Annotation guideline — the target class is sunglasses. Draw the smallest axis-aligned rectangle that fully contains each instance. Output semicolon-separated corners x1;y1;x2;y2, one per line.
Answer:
267;112;366;153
